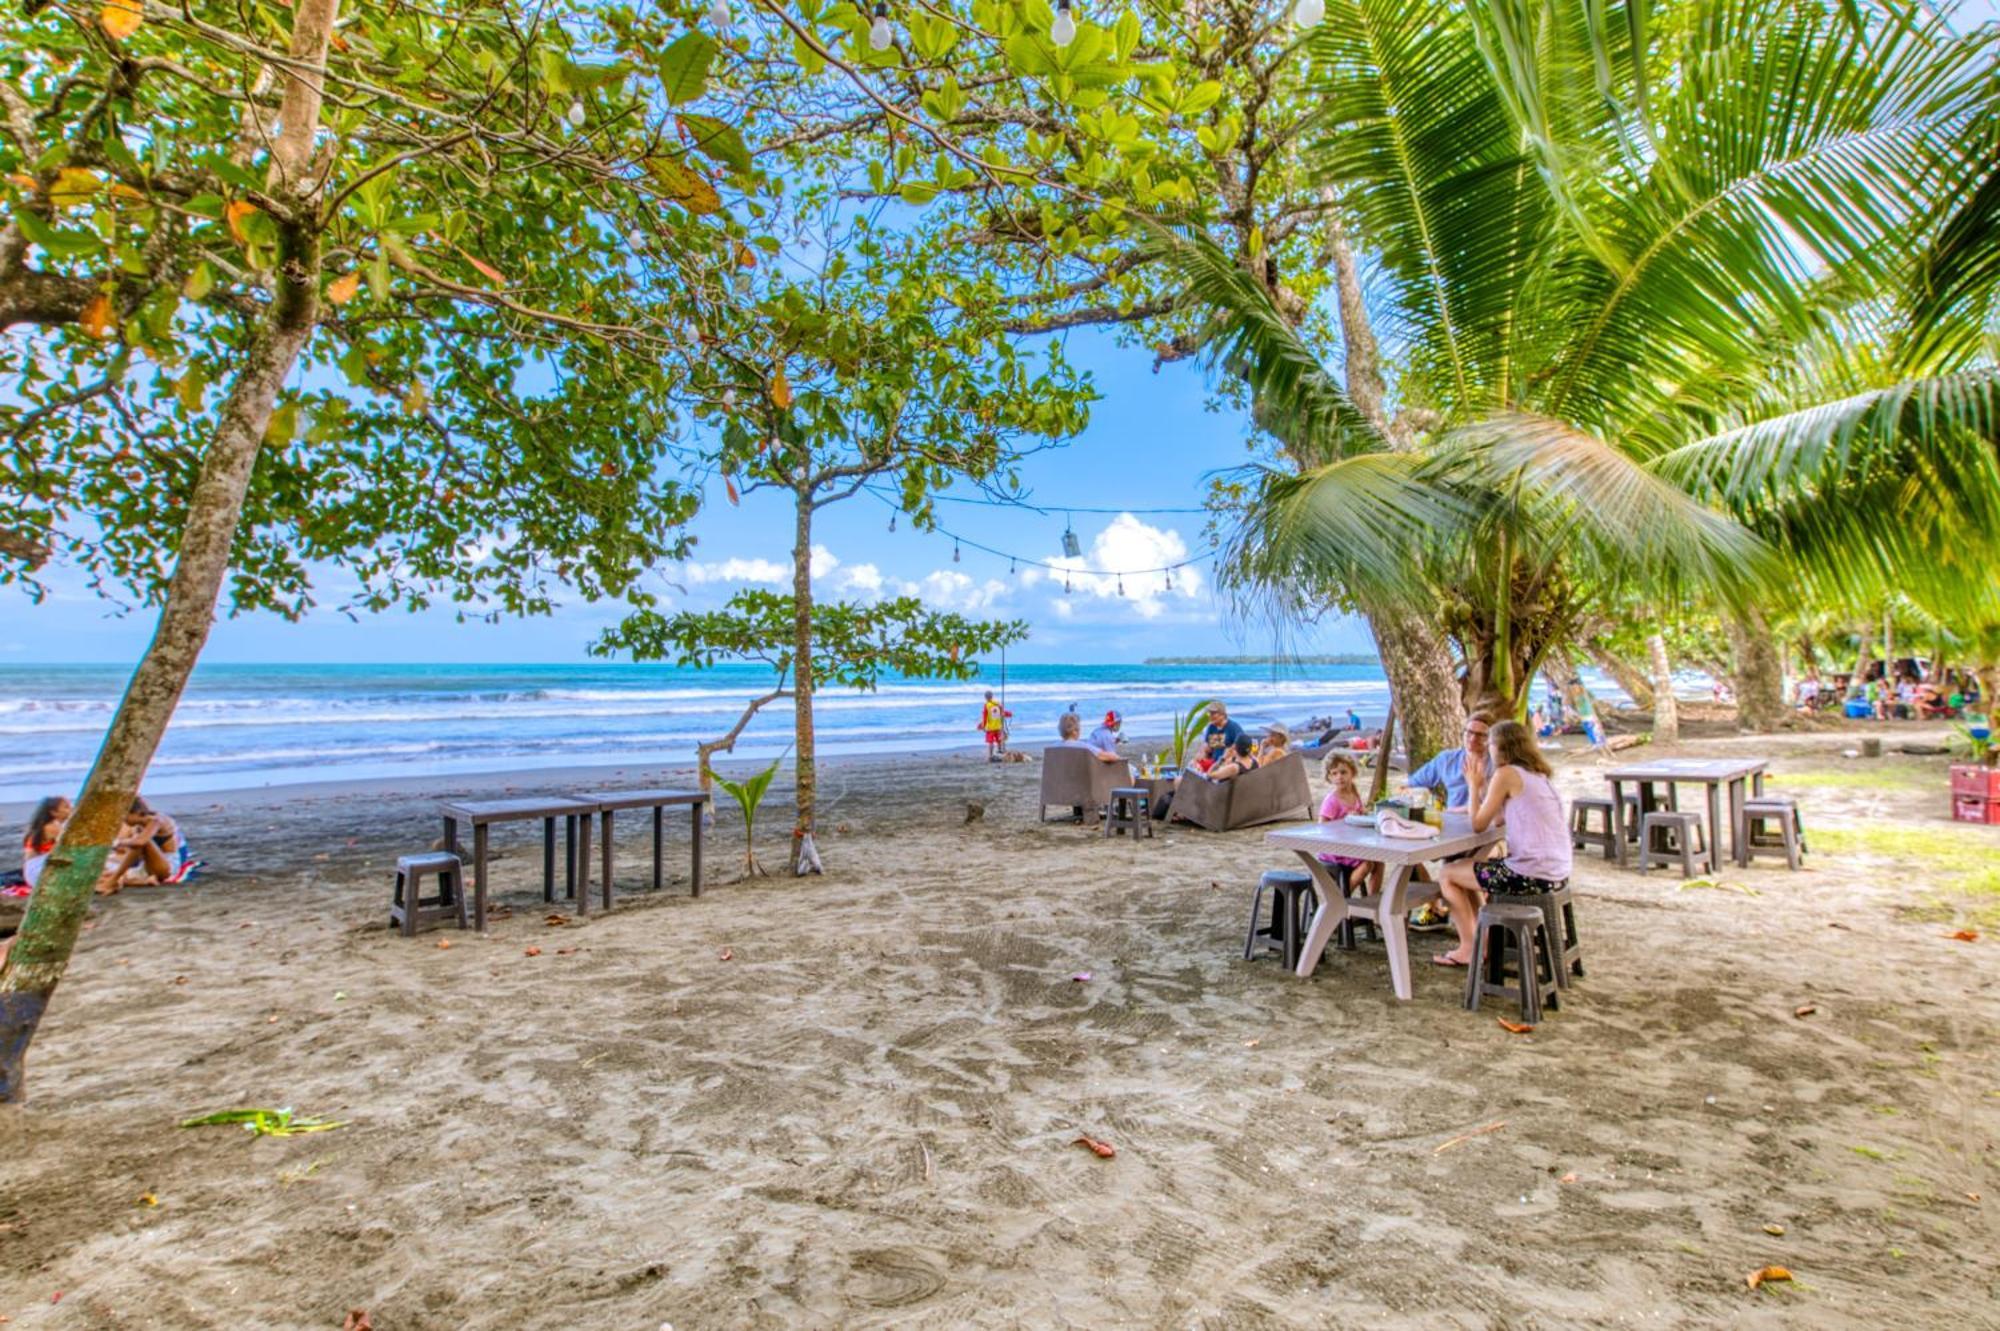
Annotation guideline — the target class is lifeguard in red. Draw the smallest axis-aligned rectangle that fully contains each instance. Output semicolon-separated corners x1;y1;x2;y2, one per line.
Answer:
979;691;1011;761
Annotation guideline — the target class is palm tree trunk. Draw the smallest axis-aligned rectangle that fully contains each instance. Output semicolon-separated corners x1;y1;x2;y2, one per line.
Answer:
1586;641;1655;710
789;490;820;875
1365;595;1463;770
1647;634;1679;743
1727;607;1787;731
0;0;337;1103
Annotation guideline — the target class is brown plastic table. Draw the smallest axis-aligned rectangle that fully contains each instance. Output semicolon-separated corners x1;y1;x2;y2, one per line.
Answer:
1603;758;1769;869
572;788;709;909
439;796;600;931
1264;814;1503;999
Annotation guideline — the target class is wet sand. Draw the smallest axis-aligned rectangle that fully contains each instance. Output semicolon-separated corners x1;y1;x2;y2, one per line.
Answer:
1;727;1996;1328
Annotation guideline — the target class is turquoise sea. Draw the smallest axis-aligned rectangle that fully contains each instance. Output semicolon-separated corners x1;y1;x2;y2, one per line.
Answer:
0;660;1432;802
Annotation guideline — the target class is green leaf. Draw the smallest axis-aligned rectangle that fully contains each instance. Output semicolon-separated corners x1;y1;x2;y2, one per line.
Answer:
678;113;752;174
1004;33;1056;76
657;31;717;105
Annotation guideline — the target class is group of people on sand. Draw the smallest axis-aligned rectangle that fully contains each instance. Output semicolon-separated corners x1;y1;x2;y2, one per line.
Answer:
8;795;195;896
1806;664;1987;723
1315;709;1574;969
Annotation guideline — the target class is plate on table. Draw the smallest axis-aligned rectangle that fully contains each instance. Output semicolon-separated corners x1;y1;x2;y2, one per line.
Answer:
1343;813;1378;828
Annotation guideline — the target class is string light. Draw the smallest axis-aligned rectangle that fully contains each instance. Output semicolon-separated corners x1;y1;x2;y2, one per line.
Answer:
952;539;961;563
1008;557;1017;575
1052;0;1077;46
1061;515;1082;559
1293;0;1325;25
869;1;893;50
707;0;732;29
1116;575;1126;597
1064;574;1072;594
566;100;586;127
888;512;897;532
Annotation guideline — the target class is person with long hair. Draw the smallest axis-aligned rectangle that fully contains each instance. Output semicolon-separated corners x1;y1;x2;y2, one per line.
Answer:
100;797;192;892
1432;719;1572;968
19;794;72;888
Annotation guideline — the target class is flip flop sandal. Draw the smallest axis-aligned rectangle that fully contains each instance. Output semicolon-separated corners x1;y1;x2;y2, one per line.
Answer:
1431;954;1469;968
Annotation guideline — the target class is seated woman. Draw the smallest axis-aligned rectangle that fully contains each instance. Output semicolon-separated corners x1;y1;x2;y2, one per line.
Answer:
19;794;72;889
1431;719;1571;968
101;798;192;893
1258;724;1292;764
1205;734;1262;781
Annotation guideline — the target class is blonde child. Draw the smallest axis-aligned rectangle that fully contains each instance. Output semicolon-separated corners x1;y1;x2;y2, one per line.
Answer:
1316;754;1381;897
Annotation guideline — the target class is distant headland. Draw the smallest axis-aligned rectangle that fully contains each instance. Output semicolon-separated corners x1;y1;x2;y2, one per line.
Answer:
1142;654;1382;666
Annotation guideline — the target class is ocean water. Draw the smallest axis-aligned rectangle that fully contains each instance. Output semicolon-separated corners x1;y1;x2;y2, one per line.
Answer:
0;661;1411;803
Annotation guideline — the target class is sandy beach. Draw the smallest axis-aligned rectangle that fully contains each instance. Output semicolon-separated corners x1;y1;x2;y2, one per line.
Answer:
2;724;1997;1328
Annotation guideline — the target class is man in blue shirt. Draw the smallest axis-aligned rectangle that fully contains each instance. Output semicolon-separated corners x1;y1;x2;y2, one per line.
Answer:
1403;712;1493;811
1194;702;1245;771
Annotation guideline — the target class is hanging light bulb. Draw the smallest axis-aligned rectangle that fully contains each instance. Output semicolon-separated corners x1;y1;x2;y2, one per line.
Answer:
1064;574;1073;595
707;0;732;29
566;99;587;128
1162;571;1173;593
1116;575;1126;597
888;513;897;532
952;539;961;563
1008;557;1017;575
869;1;893;51
1051;0;1077;46
1061;516;1082;559
626;228;645;250
1293;0;1325;27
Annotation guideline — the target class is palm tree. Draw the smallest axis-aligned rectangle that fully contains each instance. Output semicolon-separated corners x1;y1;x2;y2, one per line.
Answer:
1170;0;1998;727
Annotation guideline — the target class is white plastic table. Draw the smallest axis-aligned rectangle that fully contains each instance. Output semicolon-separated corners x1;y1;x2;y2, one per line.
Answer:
1264;814;1503;999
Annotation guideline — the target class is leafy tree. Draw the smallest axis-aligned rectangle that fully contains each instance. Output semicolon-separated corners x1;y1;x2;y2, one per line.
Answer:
598;586;1030;872
0;0;755;1099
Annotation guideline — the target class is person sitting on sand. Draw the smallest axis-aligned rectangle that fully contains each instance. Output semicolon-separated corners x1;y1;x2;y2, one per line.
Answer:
99;798;193;893
1316;755;1381;899
1431;720;1572;968
19;794;71;889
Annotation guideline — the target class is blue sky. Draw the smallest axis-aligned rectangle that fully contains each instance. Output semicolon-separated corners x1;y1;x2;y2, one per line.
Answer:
10;326;1376;667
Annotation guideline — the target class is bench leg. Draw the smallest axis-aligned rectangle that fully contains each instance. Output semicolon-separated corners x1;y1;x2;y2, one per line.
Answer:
652;805;663;893
472;824;489;932
690;802;704;898
599;809;615;912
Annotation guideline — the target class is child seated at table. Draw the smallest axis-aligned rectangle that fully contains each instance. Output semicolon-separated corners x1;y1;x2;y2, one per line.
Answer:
1316;755;1381;899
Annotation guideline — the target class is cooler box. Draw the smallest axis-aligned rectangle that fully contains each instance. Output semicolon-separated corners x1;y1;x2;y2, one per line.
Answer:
1844;699;1872;718
1950;764;2000;800
1951;794;2000;825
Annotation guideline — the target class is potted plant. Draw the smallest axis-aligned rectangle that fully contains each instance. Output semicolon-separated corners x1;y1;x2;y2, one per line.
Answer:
1164;699;1219;775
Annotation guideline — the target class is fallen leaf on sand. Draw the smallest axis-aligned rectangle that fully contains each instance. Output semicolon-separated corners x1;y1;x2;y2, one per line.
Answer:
266;1014;278;1024
1071;972;1092;983
343;1311;373;1331
1244;1039;1261;1048
545;913;569;927
1745;1265;1792;1290
172;975;188;986
555;947;578;955
1074;1134;1116;1159
436;939;452;950
1945;929;1979;942
1763;1223;1785;1236
718;947;734;961
1434;1120;1508;1154
1497;1018;1533;1034
1827;921;1850;930
1794;1004;1817;1018
524;946;542;957
1559;1172;1578;1184
136;1193;157;1206
1968;1192;1982;1203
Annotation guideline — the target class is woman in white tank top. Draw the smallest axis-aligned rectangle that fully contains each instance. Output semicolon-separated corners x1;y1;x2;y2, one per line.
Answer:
1432;719;1571;968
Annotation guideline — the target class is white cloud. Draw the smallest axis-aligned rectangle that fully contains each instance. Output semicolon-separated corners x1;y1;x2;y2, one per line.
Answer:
1043;514;1205;621
678;557;790;586
835;562;883;596
809;544;839;579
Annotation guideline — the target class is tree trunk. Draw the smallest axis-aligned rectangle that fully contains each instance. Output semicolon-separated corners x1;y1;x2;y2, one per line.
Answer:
697;687;790;827
789;492;821;876
1586;641;1655;710
1727;607;1787;731
1365;594;1463;771
1852;631;1874;682
1646;633;1679;744
0;0;336;1103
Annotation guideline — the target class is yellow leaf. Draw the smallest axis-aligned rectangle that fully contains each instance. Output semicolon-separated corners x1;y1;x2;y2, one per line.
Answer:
50;167;101;209
100;0;142;40
1745;1265;1793;1291
733;241;756;269
6;172;36;191
724;475;739;505
79;292;115;339
769;369;792;410
327;271;361;305
225;199;259;245
644;156;722;216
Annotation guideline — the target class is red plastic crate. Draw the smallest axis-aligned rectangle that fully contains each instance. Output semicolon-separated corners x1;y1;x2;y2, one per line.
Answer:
1951;764;2000;800
1951;793;2000;825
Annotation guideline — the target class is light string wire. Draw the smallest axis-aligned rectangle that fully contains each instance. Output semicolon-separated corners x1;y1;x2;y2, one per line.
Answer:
865;487;1217;580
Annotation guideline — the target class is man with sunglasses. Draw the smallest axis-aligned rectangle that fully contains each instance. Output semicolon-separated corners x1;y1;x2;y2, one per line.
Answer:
1402;713;1494;813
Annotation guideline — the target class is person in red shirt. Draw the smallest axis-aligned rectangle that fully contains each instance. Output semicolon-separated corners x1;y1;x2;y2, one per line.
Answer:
978;690;1012;762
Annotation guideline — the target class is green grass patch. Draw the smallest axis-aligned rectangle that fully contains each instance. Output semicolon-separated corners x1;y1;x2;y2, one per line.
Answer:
1813;824;1996;879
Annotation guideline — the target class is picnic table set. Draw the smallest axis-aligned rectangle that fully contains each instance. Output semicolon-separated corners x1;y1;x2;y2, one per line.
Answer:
1246;755;1803;1022
390;787;708;935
